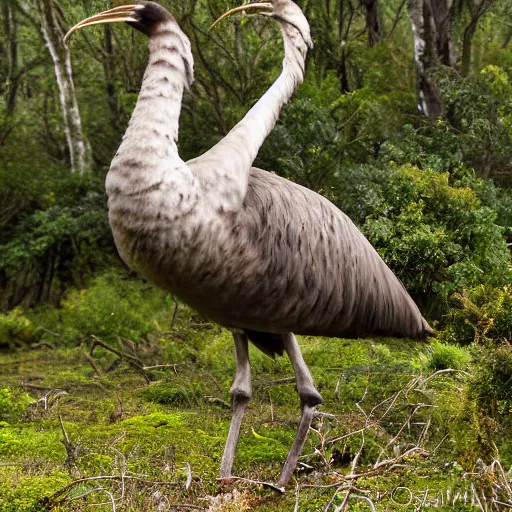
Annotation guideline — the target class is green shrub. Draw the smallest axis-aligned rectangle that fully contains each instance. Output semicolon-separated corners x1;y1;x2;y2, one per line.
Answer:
337;163;511;312
0;309;40;348
40;270;171;344
0;173;114;310
0;388;35;422
443;285;512;344
437;65;512;187
424;340;472;371
470;344;512;420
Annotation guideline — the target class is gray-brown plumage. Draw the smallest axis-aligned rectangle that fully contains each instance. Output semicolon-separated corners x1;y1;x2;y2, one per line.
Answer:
66;0;432;488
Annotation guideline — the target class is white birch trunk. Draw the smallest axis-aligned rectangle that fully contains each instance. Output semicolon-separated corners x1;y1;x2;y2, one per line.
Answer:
407;0;445;119
38;0;92;174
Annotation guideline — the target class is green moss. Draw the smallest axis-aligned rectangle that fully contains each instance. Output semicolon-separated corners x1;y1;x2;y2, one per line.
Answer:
0;388;35;422
0;470;70;512
0;422;64;460
236;426;292;464
0;304;509;510
138;380;207;407
424;340;472;371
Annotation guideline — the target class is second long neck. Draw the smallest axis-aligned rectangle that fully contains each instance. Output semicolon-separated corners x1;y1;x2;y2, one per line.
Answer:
112;24;190;175
203;25;308;167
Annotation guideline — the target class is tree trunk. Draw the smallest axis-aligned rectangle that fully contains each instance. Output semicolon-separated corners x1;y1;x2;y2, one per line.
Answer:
103;24;122;134
363;0;382;47
459;0;496;76
3;2;19;117
37;0;92;174
461;20;477;76
407;0;446;119
431;0;454;66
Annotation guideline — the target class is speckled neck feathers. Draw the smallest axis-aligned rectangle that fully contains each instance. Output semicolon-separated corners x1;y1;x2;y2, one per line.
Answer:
106;20;193;198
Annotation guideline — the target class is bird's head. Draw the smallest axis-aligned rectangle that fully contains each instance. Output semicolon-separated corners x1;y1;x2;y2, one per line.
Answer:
212;0;313;52
64;2;194;88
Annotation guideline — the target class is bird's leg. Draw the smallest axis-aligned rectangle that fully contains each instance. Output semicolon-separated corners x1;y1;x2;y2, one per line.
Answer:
277;333;323;488
219;330;252;478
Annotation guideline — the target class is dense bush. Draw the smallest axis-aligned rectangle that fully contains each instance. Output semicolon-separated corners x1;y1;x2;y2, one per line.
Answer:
0;309;40;348
437;65;512;187
443;285;512;345
335;163;511;313
35;270;172;345
470;343;512;419
0;173;114;310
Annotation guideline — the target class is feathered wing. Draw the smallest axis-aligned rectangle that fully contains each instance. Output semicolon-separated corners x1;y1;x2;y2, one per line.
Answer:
228;168;432;340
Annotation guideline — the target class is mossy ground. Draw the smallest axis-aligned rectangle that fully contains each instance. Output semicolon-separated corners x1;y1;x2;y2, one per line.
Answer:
0;308;509;511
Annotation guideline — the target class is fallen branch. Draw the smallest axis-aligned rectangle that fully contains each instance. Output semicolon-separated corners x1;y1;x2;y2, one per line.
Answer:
18;382;64;392
143;364;179;372
84;352;103;377
204;396;231;409
216;476;285;494
168;505;206;511
90;336;150;384
263;376;296;387
49;475;179;503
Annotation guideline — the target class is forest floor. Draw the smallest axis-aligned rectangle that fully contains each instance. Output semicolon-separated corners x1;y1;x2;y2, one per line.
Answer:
0;308;509;511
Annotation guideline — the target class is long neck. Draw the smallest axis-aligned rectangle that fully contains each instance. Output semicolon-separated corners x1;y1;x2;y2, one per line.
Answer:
199;25;307;168
109;23;189;181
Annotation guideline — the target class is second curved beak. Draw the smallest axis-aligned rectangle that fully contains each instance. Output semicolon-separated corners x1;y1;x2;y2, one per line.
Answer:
210;2;273;31
64;4;141;43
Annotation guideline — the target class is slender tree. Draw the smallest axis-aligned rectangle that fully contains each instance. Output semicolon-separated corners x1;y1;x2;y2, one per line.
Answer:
362;0;382;47
3;2;19;117
459;0;496;76
408;0;446;119
36;0;92;174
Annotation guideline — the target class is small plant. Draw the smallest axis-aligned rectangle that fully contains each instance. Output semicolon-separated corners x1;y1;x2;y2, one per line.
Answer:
444;285;512;344
424;340;472;371
46;270;171;344
0;387;35;422
0;309;40;348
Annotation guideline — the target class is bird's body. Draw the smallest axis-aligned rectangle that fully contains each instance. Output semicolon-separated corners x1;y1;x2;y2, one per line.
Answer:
66;0;431;487
103;4;429;347
110;163;428;344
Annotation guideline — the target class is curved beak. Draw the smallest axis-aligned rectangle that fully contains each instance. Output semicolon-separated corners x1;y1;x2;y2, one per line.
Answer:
209;2;273;32
64;4;141;43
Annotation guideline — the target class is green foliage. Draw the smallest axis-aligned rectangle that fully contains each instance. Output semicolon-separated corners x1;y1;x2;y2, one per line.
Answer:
436;65;512;186
0;175;111;276
0;172;115;311
443;285;512;344
337;163;511;309
423;340;472;371
0;388;34;423
50;270;170;344
0;309;40;348
470;343;512;422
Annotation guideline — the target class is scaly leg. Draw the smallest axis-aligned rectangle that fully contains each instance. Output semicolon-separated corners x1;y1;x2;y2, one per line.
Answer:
277;332;323;488
219;330;252;478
